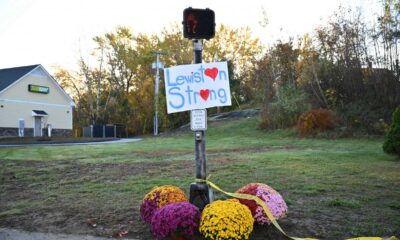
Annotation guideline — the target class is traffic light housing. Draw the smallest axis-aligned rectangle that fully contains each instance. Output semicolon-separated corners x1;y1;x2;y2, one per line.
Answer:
183;7;215;40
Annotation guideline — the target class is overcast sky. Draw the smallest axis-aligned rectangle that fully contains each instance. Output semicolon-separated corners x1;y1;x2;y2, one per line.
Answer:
0;0;380;73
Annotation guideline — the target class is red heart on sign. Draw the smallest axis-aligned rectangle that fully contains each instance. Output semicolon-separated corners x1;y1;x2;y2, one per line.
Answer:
200;89;210;101
205;67;218;81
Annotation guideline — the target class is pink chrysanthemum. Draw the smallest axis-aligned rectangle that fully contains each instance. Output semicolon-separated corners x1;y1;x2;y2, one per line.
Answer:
236;183;288;225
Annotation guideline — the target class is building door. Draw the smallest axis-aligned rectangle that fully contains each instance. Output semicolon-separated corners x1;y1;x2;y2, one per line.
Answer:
34;116;42;137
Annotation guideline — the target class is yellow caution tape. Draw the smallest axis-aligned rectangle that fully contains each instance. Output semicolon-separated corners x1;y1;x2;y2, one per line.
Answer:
347;238;398;240
196;178;398;240
347;238;384;240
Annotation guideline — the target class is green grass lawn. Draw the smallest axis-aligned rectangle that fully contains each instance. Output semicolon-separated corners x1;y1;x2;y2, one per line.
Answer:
0;117;399;239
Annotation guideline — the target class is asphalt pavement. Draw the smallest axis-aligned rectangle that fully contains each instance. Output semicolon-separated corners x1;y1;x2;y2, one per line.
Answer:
0;138;142;148
0;228;121;240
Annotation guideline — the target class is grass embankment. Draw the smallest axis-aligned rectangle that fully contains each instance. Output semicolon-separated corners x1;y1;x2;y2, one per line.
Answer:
0;117;399;239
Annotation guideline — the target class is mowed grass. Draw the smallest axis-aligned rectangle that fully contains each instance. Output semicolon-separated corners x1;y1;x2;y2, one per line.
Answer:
0;117;399;239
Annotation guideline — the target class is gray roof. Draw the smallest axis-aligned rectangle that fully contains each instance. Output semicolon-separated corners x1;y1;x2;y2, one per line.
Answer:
0;64;39;92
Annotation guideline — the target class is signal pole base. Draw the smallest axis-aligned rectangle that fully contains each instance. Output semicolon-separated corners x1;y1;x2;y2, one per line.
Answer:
189;182;214;211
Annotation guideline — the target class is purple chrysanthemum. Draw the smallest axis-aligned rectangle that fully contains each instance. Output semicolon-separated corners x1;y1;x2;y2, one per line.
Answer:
150;202;201;240
140;197;158;223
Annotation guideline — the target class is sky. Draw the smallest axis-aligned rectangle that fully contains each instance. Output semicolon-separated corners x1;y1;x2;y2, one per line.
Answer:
0;0;381;74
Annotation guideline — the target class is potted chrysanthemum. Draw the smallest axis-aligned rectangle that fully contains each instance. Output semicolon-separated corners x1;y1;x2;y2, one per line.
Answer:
150;202;201;240
236;183;288;225
140;185;188;223
199;199;254;240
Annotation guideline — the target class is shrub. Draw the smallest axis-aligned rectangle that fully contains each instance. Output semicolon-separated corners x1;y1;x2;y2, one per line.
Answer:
336;102;392;135
296;109;337;135
383;106;400;157
236;183;288;225
258;107;270;130
259;87;310;130
199;199;254;240
140;185;188;223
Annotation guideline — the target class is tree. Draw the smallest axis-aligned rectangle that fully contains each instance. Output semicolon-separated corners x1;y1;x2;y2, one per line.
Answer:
204;25;262;103
383;106;400;158
374;0;400;71
295;34;328;107
158;24;262;126
54;55;108;127
54;24;264;134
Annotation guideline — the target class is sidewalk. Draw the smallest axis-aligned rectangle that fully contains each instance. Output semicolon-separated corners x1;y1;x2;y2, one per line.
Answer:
0;228;118;240
0;138;142;148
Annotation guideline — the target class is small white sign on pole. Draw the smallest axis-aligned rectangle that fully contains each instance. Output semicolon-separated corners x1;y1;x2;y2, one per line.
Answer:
191;109;207;131
164;61;231;114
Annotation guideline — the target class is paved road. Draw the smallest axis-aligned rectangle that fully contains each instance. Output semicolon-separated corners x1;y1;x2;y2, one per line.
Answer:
0;228;120;240
0;138;142;148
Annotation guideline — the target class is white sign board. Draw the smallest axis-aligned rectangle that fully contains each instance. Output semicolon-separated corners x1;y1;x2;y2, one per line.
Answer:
164;61;231;113
191;109;207;131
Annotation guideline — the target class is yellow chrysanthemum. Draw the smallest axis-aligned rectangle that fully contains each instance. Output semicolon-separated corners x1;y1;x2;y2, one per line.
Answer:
140;185;188;223
143;185;188;208
200;199;254;240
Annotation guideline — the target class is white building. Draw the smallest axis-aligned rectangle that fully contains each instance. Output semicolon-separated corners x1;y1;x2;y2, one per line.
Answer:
0;64;75;137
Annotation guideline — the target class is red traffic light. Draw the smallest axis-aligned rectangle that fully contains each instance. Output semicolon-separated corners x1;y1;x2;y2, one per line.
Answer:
183;7;215;40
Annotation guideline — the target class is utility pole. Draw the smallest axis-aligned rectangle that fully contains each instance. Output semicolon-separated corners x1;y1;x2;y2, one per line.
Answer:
214;51;221;114
152;52;163;136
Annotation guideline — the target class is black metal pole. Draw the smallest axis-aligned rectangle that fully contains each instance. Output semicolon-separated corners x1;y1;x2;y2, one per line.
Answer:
193;39;206;180
194;40;202;65
195;131;206;179
189;39;213;210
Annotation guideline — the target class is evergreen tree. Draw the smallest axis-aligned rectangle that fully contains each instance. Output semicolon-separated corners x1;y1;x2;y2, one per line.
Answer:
383;106;400;158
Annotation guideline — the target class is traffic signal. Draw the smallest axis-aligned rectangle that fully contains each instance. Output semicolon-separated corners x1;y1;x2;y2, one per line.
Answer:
183;7;215;40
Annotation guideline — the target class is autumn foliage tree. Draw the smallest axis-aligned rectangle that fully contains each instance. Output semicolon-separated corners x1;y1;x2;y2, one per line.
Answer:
55;24;262;135
55;1;400;136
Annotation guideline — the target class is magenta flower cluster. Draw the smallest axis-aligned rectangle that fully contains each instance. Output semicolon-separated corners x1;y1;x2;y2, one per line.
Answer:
140;197;158;223
150;202;201;240
140;185;188;224
236;183;288;225
254;185;287;224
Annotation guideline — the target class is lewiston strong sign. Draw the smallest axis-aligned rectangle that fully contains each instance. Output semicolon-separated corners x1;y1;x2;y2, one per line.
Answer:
164;61;231;113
